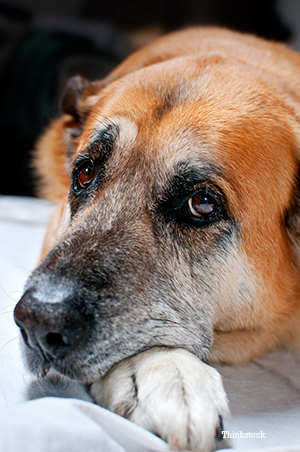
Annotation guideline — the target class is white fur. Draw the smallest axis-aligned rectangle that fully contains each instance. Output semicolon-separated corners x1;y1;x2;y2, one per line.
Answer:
91;348;229;452
113;116;138;150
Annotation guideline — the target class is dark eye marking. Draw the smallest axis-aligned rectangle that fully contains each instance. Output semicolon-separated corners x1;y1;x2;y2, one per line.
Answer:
174;185;225;227
71;123;118;192
155;162;228;227
69;123;119;215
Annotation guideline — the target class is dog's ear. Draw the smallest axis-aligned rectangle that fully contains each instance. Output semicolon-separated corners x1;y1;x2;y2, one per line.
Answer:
61;75;90;121
33;75;107;202
60;75;104;124
59;76;105;163
61;75;111;164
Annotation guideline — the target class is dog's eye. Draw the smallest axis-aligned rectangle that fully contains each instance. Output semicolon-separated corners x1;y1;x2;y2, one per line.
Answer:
76;160;95;189
188;192;217;218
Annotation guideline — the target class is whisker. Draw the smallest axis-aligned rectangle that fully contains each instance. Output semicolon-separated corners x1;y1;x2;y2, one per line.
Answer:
9;266;32;275
0;336;18;354
0;308;15;316
0;284;21;304
62;133;73;145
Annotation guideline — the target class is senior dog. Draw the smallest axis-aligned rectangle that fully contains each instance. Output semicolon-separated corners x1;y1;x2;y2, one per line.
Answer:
14;27;300;451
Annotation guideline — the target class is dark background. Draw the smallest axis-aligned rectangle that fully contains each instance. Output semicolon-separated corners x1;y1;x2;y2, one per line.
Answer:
0;0;296;196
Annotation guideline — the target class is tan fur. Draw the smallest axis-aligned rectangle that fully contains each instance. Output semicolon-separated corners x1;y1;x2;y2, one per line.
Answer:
34;27;300;364
15;27;300;451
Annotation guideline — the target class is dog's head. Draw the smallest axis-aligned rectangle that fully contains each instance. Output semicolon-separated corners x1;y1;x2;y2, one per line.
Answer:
14;52;300;382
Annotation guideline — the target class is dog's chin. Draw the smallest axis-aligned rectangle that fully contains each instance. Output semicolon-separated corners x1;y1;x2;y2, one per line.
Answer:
22;344;112;384
26;356;116;384
22;340;144;384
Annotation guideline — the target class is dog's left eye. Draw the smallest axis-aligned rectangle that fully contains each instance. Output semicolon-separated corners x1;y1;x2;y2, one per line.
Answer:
187;192;217;218
76;160;95;189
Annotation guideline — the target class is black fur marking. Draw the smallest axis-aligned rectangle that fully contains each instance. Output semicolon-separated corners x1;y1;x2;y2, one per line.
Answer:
215;415;224;441
152;160;229;228
131;372;138;402
69;123;119;215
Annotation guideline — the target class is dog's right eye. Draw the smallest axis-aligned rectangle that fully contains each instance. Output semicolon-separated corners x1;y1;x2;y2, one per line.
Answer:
75;160;95;190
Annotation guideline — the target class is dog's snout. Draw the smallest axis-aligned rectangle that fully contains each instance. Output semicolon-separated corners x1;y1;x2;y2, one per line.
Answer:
14;290;86;361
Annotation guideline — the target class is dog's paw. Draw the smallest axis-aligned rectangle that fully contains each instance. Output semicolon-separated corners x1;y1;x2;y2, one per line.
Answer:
91;348;229;452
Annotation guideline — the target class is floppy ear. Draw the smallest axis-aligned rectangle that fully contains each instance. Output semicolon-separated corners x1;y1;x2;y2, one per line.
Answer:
61;75;91;121
60;75;105;124
33;75;106;202
59;75;106;162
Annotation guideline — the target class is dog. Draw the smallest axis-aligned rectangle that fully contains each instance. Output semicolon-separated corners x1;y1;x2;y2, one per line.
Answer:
13;27;300;451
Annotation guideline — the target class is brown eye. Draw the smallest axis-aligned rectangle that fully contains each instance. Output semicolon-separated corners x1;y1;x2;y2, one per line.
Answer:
77;161;95;189
188;192;216;217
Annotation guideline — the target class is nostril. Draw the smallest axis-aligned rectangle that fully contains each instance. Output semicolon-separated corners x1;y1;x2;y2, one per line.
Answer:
45;332;68;348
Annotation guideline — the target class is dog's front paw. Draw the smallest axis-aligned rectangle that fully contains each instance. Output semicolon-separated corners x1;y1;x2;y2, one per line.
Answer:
91;348;229;452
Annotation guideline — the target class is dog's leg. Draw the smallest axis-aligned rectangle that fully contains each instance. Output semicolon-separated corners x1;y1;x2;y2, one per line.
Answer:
91;348;229;452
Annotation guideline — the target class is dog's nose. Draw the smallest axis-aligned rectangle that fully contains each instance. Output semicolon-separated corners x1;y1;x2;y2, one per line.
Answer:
14;290;86;361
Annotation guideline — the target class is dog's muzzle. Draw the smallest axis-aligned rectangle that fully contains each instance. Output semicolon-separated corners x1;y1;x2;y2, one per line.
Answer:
13;220;214;381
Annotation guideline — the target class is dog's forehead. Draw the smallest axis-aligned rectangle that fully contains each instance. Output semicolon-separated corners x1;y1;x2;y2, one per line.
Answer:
75;56;298;213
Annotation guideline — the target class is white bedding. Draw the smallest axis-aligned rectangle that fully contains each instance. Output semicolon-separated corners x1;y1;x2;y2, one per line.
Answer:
0;195;300;452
